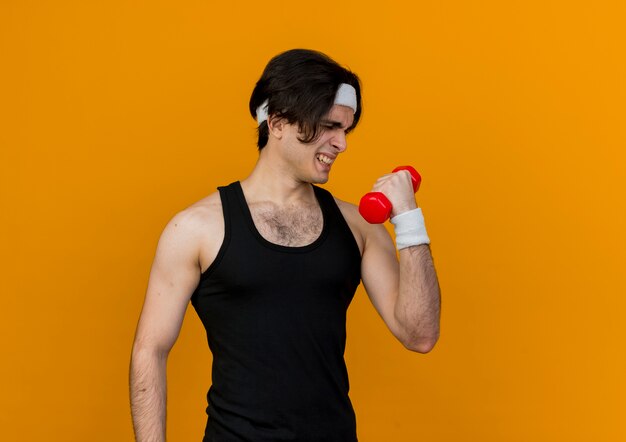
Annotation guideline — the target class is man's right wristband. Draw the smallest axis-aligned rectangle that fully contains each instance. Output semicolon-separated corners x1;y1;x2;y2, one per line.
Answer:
390;207;430;250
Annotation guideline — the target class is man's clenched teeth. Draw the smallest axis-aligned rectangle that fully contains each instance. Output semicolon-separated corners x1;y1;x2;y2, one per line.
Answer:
316;154;334;165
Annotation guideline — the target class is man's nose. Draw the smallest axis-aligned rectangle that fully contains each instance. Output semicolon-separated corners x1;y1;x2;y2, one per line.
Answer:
331;131;347;152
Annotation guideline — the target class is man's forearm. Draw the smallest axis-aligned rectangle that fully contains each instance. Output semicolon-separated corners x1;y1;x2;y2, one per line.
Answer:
130;348;167;441
394;244;441;352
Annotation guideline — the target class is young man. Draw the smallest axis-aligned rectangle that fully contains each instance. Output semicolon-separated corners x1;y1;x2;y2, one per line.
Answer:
130;49;441;442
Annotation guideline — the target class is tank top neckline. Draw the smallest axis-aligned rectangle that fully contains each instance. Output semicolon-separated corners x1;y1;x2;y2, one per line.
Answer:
232;180;330;253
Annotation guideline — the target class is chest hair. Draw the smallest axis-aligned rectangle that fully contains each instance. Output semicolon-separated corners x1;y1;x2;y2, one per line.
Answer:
249;201;323;247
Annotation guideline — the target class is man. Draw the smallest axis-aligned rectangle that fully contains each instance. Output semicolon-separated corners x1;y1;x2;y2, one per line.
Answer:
130;48;441;442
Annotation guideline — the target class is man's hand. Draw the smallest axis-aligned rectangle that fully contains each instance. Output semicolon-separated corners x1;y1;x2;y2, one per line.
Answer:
369;169;418;217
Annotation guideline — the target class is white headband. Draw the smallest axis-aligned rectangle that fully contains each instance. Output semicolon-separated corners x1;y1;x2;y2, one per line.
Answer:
255;82;358;125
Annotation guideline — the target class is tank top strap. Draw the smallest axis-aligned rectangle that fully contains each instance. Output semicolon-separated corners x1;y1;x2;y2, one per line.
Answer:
218;181;252;236
311;184;338;220
312;185;349;231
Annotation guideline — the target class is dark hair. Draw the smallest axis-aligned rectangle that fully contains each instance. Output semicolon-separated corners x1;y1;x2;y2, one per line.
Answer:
249;49;362;150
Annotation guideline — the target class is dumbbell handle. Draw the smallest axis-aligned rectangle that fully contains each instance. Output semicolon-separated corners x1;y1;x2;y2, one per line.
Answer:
358;166;421;224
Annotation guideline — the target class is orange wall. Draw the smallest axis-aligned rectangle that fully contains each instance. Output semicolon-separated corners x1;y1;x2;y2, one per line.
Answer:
1;1;625;440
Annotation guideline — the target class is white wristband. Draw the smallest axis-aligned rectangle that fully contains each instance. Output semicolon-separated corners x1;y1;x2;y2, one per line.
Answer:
390;208;430;249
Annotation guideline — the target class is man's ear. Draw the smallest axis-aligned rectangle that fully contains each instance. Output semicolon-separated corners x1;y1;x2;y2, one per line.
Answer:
267;116;285;140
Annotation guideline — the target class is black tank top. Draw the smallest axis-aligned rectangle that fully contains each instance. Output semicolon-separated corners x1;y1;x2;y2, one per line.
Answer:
191;181;362;442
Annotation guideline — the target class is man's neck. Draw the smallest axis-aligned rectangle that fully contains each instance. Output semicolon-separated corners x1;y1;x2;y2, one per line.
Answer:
240;148;316;206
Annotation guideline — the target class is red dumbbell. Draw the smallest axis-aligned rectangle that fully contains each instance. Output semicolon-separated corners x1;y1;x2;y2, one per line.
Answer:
358;166;421;224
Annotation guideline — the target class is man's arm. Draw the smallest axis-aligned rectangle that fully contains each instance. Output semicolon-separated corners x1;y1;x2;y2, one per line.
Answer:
129;209;204;441
358;170;441;353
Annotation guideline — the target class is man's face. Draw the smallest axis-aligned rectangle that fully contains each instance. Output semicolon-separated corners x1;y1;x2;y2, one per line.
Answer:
281;104;355;185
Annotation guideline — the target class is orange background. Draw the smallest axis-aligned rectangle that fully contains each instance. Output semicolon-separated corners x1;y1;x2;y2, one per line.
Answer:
1;1;625;440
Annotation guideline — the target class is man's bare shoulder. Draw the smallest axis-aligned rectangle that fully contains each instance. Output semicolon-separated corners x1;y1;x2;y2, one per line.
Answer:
333;195;392;256
185;191;223;220
175;191;224;273
333;196;357;218
333;196;373;229
163;191;222;237
154;191;223;262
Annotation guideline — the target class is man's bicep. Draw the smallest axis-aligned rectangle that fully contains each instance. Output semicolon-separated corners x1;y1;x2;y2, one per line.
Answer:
360;224;406;342
133;212;202;355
